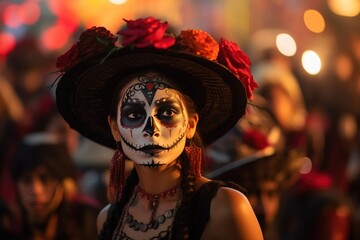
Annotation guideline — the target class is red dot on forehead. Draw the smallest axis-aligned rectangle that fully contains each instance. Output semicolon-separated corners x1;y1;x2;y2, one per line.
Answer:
146;82;155;91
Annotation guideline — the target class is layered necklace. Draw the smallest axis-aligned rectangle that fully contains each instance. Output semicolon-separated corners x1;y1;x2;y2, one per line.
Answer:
113;184;181;240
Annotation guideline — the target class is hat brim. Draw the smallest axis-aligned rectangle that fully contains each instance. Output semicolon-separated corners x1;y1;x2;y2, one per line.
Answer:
205;146;276;179
56;47;247;149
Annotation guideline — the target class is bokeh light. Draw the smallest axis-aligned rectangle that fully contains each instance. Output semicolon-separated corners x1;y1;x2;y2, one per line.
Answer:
275;33;297;56
21;1;41;25
3;4;23;28
109;0;127;5
302;50;322;75
335;54;353;81
303;9;325;33
300;157;312;174
327;0;360;17
0;32;16;56
339;113;358;140
41;24;72;51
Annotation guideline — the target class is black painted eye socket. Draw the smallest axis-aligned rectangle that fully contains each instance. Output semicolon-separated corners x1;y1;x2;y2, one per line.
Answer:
155;102;181;122
121;104;147;127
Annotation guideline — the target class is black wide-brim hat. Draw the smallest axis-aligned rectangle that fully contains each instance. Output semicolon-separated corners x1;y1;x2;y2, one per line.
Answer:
56;47;247;149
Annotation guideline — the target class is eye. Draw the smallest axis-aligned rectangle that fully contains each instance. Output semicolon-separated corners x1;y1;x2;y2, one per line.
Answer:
19;174;33;185
122;104;146;121
39;174;55;185
128;111;143;120
121;103;147;127
157;107;178;119
161;109;176;117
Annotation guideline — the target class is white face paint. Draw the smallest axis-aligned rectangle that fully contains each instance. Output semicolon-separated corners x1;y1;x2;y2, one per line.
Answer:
116;74;189;167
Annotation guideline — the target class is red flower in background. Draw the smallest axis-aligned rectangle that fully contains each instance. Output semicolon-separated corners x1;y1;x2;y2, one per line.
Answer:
118;17;175;49
242;129;270;150
217;38;258;100
56;27;117;72
178;29;219;61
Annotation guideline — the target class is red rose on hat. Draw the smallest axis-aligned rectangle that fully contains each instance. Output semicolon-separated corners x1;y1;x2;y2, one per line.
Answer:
217;38;258;100
178;29;219;61
118;17;175;49
56;44;79;73
56;27;117;72
77;27;117;59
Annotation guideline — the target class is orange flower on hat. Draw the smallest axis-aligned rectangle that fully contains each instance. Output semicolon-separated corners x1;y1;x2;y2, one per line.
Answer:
217;38;258;100
56;27;117;72
178;29;219;61
118;17;175;49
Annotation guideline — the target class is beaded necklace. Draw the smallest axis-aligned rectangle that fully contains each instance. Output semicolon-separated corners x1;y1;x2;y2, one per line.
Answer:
136;184;180;222
112;184;181;240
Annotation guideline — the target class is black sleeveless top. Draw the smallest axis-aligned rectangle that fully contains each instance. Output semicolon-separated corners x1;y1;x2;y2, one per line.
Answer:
103;180;244;240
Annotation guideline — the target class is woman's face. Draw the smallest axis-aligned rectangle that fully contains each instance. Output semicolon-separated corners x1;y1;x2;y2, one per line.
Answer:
109;72;198;167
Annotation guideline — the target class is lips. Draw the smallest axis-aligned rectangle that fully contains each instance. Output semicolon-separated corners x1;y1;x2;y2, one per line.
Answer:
120;131;186;153
29;202;46;211
139;145;166;155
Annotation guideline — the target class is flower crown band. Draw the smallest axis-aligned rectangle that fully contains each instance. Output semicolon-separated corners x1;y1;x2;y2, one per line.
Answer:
56;16;257;100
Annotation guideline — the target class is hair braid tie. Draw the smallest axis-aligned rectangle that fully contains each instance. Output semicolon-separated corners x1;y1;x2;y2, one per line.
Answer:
184;144;202;177
108;143;125;203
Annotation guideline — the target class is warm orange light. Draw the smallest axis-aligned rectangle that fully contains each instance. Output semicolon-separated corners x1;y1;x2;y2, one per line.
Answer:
304;9;325;33
109;0;127;4
46;0;181;33
335;54;353;81
327;0;360;17
0;32;16;56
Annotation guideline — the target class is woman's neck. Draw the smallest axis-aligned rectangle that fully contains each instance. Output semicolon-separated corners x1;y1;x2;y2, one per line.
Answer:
134;161;181;194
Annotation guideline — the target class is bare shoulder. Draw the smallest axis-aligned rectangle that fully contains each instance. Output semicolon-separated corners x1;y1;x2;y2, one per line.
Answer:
213;187;252;215
97;204;111;234
202;187;263;240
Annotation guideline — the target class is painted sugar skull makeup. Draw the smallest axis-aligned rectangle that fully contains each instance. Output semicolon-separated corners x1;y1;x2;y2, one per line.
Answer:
113;73;192;167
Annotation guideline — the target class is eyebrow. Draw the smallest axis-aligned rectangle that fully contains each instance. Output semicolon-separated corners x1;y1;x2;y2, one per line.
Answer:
122;100;146;107
155;97;181;107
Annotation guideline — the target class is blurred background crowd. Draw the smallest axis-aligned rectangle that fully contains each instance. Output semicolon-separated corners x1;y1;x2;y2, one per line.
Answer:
0;0;360;239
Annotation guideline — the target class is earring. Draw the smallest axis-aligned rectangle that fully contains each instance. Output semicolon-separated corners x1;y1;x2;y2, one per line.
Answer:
184;142;202;177
108;142;125;203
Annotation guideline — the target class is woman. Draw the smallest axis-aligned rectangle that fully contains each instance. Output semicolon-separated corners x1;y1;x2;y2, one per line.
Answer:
55;17;263;240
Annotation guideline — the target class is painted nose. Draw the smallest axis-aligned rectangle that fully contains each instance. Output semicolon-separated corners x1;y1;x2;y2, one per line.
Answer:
143;116;160;137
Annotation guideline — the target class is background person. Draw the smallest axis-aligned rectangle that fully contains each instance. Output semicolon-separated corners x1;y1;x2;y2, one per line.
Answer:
10;132;100;240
